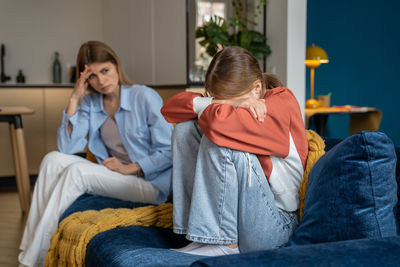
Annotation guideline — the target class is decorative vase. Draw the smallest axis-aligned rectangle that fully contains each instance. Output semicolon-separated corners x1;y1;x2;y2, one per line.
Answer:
52;51;62;83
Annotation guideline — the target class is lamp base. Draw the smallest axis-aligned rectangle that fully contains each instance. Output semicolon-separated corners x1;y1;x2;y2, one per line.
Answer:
306;98;320;109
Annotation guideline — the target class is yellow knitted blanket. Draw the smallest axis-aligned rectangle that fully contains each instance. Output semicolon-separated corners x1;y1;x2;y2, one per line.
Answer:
45;130;324;266
45;203;173;267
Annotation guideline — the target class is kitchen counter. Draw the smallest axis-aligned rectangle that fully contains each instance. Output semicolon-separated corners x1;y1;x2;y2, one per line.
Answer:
0;83;188;89
0;83;74;88
0;84;186;177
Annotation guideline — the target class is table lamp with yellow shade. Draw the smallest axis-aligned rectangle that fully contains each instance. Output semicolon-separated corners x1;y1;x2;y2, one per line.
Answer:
305;44;329;108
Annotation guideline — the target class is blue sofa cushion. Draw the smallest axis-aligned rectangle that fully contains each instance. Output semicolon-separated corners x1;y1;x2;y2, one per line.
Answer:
191;235;400;267
325;137;400;225
396;146;400;225
288;131;398;246
86;226;206;267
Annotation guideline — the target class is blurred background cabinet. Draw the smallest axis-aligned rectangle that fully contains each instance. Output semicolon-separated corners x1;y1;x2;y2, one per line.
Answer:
0;86;183;177
0;89;46;176
0;88;73;176
44;89;74;152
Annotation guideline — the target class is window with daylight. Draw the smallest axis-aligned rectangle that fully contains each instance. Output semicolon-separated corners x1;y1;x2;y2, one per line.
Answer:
186;0;266;86
188;0;230;85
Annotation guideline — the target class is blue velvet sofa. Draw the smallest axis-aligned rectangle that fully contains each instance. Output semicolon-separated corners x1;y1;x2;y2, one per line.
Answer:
61;131;400;266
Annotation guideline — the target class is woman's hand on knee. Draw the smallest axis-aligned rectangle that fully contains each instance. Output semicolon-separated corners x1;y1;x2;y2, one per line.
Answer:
102;157;142;176
102;157;128;175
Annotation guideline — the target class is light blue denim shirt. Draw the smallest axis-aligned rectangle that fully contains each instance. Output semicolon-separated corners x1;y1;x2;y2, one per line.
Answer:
57;85;173;203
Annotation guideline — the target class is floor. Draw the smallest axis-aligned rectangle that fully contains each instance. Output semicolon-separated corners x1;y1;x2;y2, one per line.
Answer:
0;188;25;266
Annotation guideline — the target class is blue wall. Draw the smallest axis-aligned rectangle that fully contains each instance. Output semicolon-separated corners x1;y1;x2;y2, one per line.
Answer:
307;0;400;146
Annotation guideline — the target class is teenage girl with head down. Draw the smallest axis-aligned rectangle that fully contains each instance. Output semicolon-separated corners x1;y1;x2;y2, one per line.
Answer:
161;46;308;256
19;41;173;266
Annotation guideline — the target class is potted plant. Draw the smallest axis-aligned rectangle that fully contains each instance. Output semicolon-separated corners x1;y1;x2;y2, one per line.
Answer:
195;0;271;60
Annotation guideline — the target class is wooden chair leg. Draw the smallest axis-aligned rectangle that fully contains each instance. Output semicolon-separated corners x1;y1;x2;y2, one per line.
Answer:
9;124;31;214
9;123;26;213
15;128;31;213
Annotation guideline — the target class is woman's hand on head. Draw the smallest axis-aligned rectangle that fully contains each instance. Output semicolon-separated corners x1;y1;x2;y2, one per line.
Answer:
213;97;267;122
66;65;93;121
71;65;92;101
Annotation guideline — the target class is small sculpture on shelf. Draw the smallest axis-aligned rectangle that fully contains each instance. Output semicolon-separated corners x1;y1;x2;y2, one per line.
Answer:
16;69;26;83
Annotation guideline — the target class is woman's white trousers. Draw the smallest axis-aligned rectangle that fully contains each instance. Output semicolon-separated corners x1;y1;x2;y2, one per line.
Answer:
18;151;159;266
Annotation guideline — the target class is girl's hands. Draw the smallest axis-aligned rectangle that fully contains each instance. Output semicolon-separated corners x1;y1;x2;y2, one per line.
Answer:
213;97;267;121
235;97;267;121
103;157;142;176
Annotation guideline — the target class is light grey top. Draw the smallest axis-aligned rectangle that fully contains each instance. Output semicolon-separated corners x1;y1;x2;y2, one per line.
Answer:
100;116;132;165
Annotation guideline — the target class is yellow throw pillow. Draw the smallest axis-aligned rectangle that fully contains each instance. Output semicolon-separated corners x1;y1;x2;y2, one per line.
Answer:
298;130;325;221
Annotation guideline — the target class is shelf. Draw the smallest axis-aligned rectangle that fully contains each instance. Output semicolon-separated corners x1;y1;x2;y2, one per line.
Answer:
0;83;74;88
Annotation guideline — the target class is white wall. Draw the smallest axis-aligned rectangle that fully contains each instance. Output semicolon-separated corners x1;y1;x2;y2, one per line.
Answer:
0;0;103;84
266;0;307;115
103;0;186;86
0;0;185;85
266;0;287;83
286;0;307;112
102;0;142;83
0;0;304;90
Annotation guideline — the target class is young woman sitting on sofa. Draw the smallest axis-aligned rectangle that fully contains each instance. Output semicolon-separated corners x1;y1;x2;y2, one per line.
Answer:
161;46;308;257
19;41;173;266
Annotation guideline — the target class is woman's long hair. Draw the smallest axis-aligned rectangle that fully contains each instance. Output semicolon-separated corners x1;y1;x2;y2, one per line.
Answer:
76;41;133;90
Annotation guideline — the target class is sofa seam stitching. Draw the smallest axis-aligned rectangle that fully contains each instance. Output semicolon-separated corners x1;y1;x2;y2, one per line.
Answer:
363;132;382;236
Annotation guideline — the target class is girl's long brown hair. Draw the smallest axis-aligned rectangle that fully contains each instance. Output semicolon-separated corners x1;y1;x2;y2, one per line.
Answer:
263;73;282;89
205;46;266;99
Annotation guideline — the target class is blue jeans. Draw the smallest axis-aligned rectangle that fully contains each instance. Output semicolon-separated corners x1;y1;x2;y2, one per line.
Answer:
172;120;298;253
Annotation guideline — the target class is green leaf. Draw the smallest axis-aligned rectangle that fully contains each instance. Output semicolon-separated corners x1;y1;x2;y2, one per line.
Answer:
199;39;209;47
195;1;271;59
239;30;253;48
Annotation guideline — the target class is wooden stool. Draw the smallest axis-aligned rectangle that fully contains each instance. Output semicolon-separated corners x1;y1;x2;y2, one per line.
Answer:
0;106;34;214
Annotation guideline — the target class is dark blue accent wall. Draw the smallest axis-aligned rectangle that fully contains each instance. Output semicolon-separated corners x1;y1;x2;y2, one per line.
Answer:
307;0;400;146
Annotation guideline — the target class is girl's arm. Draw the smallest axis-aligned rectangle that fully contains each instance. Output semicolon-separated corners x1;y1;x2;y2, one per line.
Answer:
162;89;297;157
161;91;209;123
213;96;267;121
199;89;298;157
